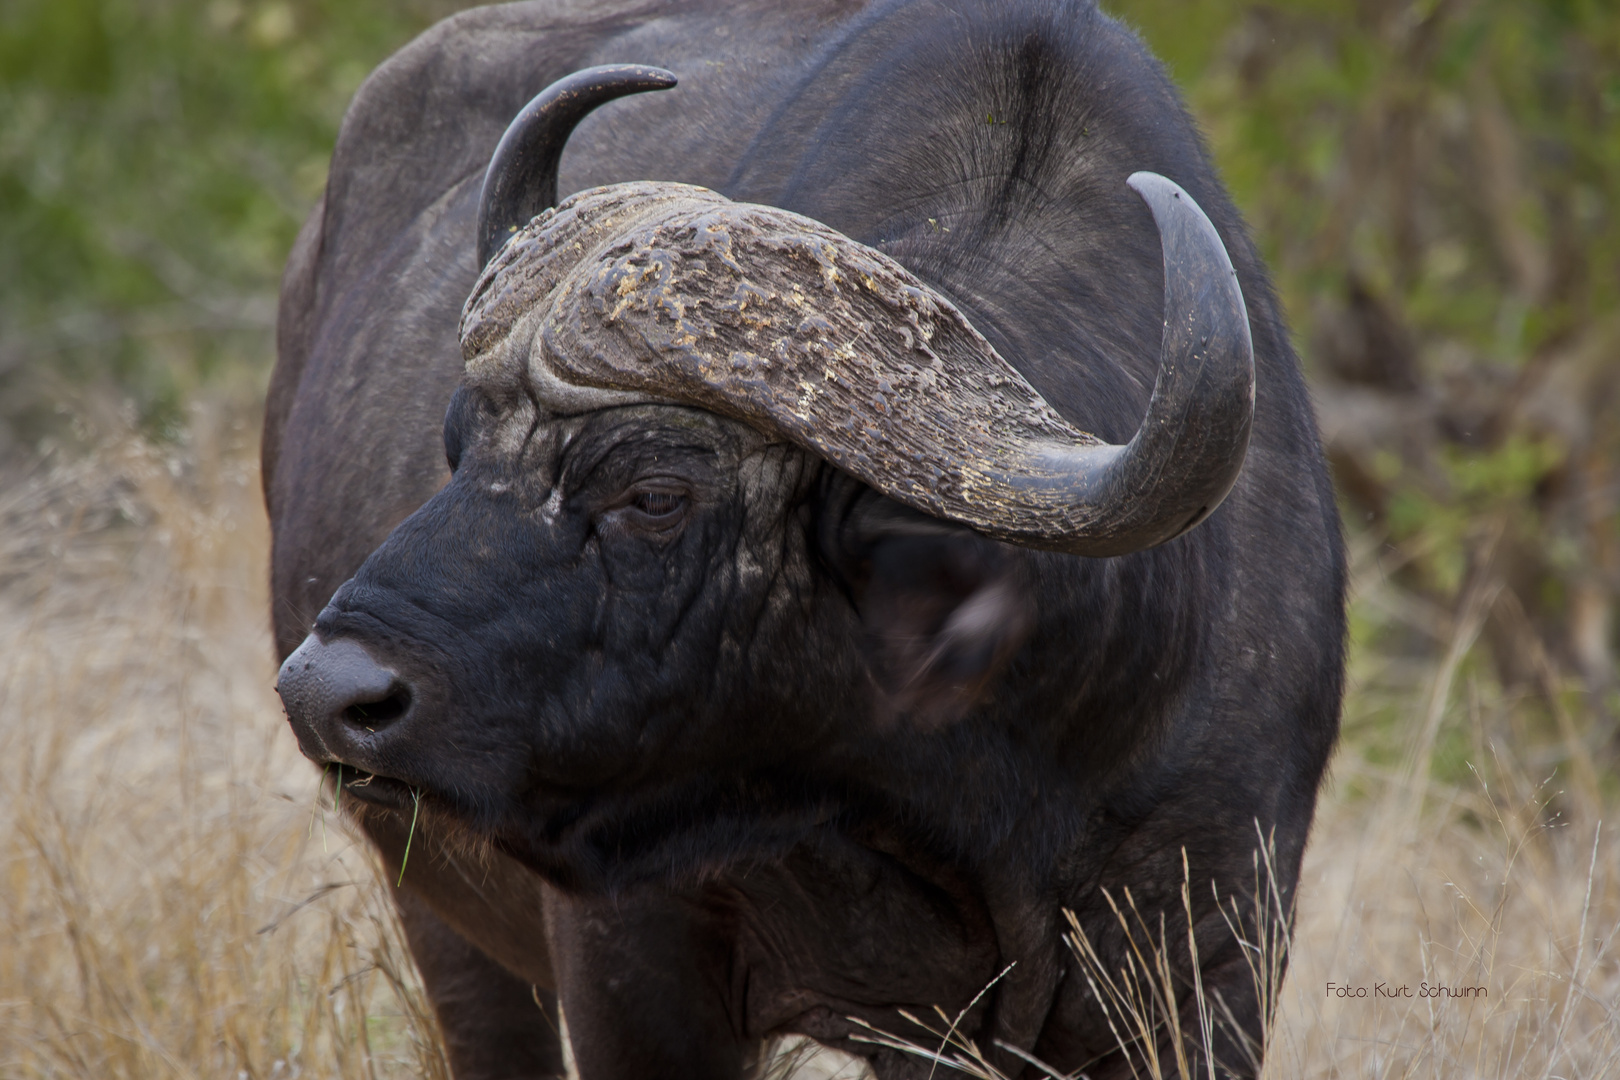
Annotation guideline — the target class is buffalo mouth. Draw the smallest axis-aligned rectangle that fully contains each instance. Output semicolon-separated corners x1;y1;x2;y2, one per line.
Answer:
324;765;420;812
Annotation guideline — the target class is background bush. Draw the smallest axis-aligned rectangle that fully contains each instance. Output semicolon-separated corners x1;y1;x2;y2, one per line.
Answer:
0;0;459;444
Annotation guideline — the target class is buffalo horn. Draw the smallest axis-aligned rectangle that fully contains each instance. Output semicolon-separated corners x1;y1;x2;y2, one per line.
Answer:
474;65;677;270
461;173;1253;557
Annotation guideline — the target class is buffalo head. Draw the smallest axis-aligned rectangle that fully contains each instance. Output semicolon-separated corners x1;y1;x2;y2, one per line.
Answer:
275;65;1254;888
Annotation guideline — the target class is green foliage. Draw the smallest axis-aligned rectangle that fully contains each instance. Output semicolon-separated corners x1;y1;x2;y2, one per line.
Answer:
1380;435;1562;594
1116;0;1620;357
0;0;459;443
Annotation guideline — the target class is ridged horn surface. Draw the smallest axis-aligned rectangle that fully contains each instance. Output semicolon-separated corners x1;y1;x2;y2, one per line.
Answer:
460;173;1253;557
475;65;676;271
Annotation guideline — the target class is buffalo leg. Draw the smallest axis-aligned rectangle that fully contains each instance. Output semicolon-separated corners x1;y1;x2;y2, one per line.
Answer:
360;809;564;1079
395;890;567;1080
546;886;749;1080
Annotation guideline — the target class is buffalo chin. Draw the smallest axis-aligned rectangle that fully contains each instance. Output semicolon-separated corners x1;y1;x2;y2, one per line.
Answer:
482;779;835;895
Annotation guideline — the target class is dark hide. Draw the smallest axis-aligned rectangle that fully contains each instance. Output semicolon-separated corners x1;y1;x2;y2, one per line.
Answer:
265;1;1345;1077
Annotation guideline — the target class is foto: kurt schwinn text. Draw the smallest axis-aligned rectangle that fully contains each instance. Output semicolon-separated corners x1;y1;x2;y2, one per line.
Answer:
1326;982;1486;999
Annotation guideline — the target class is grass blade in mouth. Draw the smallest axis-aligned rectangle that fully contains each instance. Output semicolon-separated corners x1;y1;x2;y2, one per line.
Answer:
310;763;329;838
397;788;421;887
310;763;330;851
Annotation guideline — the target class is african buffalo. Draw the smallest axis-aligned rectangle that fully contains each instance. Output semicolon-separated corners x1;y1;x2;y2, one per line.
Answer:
266;1;1345;1077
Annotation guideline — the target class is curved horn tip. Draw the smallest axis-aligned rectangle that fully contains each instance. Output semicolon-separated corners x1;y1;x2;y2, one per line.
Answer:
1125;171;1237;275
476;64;678;270
1106;169;1254;550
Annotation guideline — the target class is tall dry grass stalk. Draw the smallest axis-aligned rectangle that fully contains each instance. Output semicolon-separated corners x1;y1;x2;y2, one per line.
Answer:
1;408;1614;1078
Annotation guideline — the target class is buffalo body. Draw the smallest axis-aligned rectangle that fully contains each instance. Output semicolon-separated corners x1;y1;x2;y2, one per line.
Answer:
265;2;1345;1077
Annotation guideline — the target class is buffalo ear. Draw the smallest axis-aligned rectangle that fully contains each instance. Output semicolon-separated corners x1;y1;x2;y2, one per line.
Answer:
848;500;1035;727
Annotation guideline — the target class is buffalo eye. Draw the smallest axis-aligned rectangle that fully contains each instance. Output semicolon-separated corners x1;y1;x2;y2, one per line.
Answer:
602;483;690;536
633;490;685;519
631;495;683;518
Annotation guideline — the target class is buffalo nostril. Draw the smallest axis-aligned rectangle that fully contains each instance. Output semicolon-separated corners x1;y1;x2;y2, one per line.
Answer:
342;686;412;729
277;634;409;755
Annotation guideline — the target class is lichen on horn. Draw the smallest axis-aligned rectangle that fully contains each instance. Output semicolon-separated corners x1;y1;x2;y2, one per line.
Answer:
462;157;1253;557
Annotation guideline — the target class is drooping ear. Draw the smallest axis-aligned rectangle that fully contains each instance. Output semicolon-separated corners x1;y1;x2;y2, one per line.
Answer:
837;494;1035;727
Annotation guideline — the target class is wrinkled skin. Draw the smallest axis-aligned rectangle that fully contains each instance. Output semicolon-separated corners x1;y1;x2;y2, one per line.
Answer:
311;397;857;885
265;1;1346;1077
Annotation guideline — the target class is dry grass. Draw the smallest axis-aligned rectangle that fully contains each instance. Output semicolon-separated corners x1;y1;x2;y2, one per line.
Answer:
1;412;1614;1078
0;406;447;1078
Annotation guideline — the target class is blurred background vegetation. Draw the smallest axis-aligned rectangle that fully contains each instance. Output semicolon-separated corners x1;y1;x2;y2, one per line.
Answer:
3;0;1617;782
0;0;463;446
